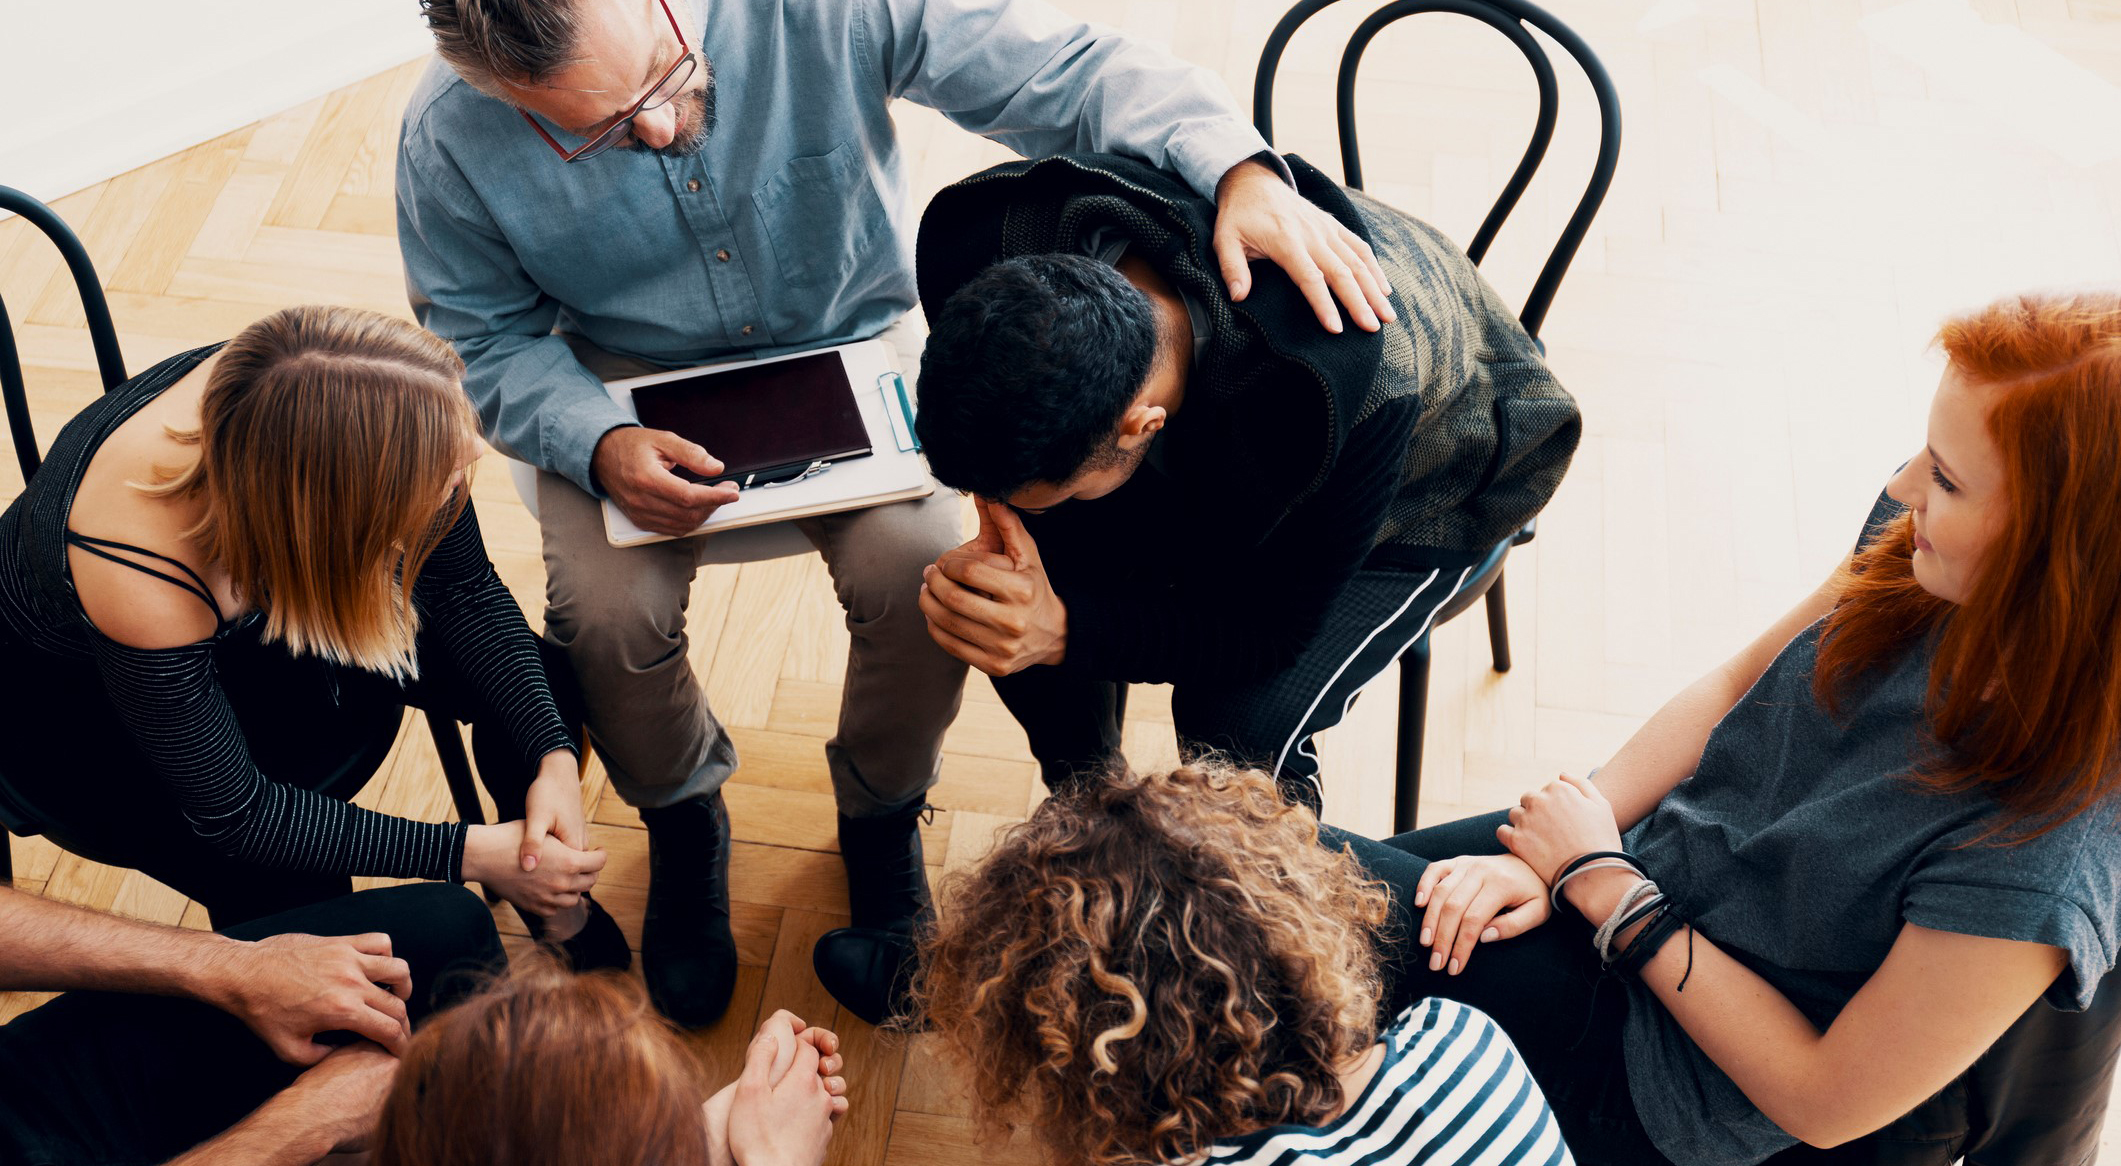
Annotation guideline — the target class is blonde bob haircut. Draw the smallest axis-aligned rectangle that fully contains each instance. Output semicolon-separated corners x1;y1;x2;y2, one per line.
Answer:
144;305;478;679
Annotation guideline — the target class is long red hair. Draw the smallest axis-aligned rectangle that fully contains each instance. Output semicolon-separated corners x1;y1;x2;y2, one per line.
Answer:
1814;291;2121;836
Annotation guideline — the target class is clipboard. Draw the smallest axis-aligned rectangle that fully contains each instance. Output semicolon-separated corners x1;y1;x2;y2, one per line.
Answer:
629;350;873;488
600;340;934;547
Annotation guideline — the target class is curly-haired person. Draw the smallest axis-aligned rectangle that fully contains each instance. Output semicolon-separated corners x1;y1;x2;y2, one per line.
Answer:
917;763;1573;1166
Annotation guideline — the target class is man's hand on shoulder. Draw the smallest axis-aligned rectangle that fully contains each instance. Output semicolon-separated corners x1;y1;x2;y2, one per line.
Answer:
197;932;414;1063
592;426;743;537
1213;158;1396;335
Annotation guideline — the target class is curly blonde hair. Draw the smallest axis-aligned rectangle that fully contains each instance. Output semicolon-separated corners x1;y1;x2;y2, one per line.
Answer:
916;763;1392;1166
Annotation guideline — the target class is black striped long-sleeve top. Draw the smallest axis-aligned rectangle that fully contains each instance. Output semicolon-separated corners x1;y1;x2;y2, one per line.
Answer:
0;344;577;883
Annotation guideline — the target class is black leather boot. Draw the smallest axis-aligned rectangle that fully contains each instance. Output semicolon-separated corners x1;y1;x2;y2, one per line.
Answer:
638;791;739;1029
813;800;933;1026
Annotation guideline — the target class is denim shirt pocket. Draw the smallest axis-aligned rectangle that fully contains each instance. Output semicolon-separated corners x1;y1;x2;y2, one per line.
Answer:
752;141;888;290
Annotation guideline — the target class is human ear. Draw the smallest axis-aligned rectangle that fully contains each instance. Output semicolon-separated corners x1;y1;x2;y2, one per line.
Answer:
1118;404;1166;442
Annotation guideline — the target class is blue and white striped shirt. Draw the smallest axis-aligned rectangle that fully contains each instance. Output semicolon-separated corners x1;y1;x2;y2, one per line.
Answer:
1206;998;1573;1166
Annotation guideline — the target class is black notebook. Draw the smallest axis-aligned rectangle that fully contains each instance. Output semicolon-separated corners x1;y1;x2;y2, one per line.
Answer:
629;352;873;486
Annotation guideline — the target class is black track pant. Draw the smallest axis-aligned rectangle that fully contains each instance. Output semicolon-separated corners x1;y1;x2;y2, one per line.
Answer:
996;564;1477;814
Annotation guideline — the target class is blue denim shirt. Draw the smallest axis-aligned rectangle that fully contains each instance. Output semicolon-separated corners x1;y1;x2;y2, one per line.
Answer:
395;0;1273;493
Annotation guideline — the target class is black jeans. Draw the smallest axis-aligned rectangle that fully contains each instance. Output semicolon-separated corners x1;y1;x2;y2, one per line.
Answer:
1349;812;2060;1166
1339;811;1675;1165
4;625;580;928
0;882;502;1166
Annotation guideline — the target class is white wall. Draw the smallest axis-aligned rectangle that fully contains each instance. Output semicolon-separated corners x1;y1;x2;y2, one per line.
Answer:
0;1;432;205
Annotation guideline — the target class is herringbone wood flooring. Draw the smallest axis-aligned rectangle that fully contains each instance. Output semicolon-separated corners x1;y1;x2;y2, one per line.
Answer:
4;0;2120;1161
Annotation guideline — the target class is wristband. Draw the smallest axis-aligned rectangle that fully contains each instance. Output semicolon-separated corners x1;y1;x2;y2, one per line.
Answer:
1549;851;1647;913
1614;894;1667;939
1549;859;1641;913
1612;906;1687;980
1555;850;1642;884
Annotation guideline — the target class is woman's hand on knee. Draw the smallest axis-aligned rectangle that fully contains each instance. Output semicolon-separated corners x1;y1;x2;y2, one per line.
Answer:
1412;854;1551;975
464;821;608;917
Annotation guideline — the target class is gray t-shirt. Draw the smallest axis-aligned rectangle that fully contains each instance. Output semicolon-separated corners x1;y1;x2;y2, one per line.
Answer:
1619;621;2121;1165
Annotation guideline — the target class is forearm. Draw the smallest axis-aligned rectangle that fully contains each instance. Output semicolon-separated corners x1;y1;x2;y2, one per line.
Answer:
1598;579;1840;830
1591;670;1748;831
416;506;579;769
164;1090;342;1166
0;885;240;998
452;332;631;491
1562;871;1840;1142
881;0;1267;199
1626;920;1837;1141
397;154;627;490
1572;872;1889;1148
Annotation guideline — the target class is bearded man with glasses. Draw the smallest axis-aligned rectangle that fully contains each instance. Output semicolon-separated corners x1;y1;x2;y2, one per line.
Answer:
397;0;1396;1030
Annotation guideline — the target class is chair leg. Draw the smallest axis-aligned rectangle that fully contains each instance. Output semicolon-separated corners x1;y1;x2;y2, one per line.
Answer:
423;709;498;904
1394;632;1432;835
1485;569;1512;674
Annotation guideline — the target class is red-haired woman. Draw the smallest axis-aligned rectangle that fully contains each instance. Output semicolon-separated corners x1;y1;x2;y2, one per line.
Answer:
1358;291;2121;1164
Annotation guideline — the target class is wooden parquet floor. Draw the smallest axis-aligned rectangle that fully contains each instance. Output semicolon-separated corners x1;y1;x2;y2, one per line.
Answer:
3;1;2119;1161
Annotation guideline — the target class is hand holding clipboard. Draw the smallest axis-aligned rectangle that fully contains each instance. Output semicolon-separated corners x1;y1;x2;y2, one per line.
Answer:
595;341;935;548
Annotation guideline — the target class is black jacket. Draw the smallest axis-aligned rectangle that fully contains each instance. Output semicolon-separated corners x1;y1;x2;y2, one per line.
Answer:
917;153;1579;684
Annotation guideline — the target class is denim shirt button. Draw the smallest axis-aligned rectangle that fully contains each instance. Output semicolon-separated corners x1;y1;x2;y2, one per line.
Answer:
741;324;755;336
685;179;702;192
715;249;731;262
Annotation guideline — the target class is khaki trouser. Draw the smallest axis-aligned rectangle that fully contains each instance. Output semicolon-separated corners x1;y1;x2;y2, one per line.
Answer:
537;323;968;817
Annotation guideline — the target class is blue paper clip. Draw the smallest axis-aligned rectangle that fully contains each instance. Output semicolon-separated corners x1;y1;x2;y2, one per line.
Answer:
880;371;920;452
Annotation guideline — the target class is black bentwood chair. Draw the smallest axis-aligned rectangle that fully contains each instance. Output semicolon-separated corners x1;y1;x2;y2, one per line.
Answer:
0;184;488;888
1252;0;1622;831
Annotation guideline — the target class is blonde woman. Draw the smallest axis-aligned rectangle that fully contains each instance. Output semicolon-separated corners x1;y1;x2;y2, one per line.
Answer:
0;305;621;966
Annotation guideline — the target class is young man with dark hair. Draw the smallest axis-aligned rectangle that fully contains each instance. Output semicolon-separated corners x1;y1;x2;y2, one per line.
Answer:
398;0;1398;1029
810;151;1580;1022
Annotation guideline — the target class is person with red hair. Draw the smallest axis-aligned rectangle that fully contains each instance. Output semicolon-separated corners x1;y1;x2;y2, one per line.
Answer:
1349;291;2121;1164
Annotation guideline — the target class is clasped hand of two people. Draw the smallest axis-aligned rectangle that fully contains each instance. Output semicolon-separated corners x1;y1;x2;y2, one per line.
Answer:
1413;773;1627;977
595;162;1396;539
463;751;607;922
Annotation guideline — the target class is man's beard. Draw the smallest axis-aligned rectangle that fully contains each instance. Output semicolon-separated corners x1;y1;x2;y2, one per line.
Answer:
650;58;718;158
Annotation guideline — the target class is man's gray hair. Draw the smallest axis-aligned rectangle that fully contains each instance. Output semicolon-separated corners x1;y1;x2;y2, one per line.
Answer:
419;0;589;97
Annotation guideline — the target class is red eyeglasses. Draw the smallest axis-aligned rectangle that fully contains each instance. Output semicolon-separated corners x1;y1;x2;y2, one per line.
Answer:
520;0;697;162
